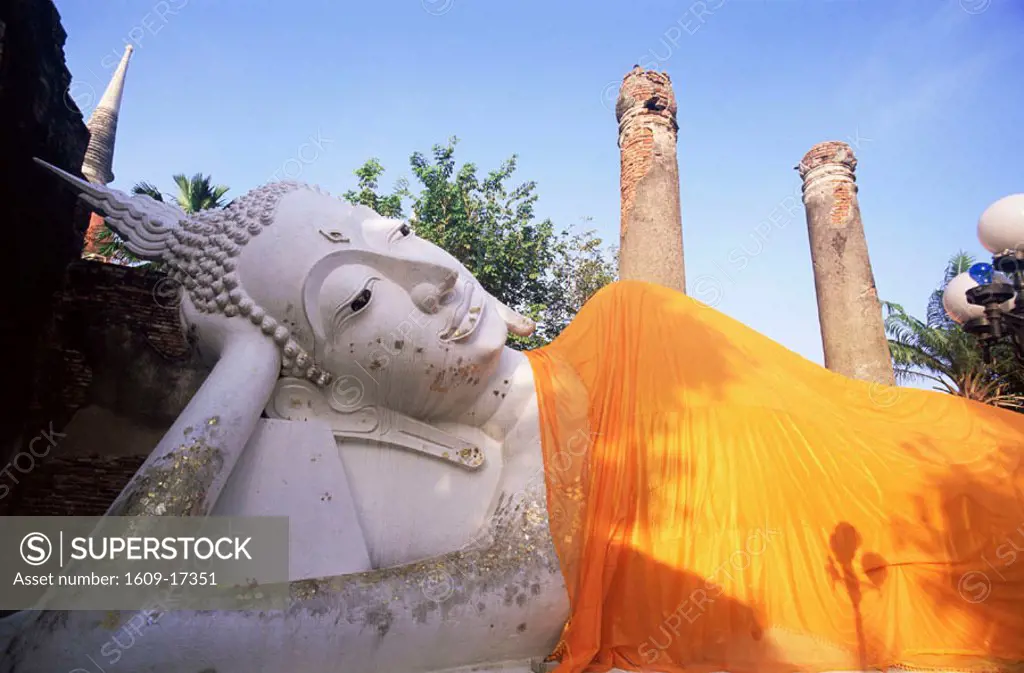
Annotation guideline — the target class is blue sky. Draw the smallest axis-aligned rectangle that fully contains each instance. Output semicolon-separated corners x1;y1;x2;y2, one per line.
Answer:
55;0;1023;383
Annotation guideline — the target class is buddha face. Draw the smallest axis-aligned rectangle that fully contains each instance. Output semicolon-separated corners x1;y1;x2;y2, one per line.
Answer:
234;188;526;420
31;164;531;421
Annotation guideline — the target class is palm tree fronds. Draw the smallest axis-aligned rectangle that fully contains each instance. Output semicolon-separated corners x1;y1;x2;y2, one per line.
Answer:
131;181;165;201
926;251;975;328
172;173;230;213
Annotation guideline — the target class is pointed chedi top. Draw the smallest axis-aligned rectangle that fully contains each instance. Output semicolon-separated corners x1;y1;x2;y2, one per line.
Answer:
81;44;134;185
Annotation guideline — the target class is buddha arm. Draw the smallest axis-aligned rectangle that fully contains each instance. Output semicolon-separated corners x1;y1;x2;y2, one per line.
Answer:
105;332;282;517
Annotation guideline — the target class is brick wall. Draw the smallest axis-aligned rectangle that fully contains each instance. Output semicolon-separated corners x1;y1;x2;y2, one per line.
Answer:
1;456;146;516
0;261;210;516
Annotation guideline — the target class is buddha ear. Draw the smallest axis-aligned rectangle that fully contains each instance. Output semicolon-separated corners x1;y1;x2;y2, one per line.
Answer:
495;300;536;337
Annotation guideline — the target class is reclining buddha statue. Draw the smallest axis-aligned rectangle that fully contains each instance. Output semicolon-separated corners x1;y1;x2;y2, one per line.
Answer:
5;161;1024;673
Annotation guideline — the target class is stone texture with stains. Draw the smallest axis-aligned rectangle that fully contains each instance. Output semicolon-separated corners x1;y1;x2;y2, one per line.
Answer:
615;66;685;293
797;141;894;385
110;435;224;516
0;481;569;673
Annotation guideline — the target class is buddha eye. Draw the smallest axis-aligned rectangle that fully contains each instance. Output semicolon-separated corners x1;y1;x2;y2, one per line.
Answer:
350;288;372;313
329;280;379;336
319;228;350;243
389;223;412;243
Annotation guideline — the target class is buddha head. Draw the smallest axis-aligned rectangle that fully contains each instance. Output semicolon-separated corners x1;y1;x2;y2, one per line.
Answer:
38;162;535;421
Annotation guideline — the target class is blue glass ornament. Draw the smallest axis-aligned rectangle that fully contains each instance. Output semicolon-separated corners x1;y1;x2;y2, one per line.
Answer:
969;262;994;285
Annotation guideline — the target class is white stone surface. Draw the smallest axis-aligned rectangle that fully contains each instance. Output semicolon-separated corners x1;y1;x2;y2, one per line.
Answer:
212;418;373;578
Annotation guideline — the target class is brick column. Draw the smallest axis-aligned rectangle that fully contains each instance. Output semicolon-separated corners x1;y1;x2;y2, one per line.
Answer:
797;141;894;385
615;66;685;293
81;212;109;261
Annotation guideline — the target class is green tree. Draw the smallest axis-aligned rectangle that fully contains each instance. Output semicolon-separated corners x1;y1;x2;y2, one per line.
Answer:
343;137;617;349
883;251;1024;410
542;218;620;341
342;159;404;218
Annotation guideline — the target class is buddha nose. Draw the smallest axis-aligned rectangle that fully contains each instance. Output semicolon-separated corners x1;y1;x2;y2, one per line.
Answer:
411;266;459;314
436;269;458;295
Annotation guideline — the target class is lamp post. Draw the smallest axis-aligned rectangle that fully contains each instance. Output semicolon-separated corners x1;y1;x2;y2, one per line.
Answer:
942;194;1024;363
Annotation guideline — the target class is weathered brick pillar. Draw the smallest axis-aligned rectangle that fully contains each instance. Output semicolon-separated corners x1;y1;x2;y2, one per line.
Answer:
798;141;894;385
82;212;108;262
616;66;685;292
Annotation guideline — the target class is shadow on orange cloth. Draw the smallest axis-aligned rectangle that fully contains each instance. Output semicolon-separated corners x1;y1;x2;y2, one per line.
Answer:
525;280;1024;673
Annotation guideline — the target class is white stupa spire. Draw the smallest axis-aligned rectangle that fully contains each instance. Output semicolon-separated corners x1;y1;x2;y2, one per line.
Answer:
81;44;134;185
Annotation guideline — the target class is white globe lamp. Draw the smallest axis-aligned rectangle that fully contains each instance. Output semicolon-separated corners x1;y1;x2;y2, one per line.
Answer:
978;194;1024;257
942;195;1024;362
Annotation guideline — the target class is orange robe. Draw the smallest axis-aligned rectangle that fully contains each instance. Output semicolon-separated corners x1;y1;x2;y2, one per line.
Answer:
525;280;1024;673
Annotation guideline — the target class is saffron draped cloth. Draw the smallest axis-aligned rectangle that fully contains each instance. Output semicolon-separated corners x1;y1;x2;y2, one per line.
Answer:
524;280;1024;673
